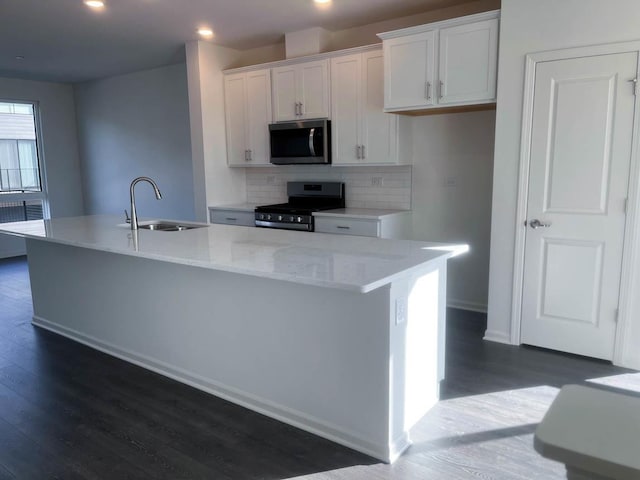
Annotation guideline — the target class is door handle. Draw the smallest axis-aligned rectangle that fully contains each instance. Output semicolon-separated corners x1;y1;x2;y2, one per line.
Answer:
529;219;552;229
308;128;316;156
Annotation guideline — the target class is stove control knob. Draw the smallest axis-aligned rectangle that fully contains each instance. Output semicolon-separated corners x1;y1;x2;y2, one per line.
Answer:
297;216;302;223
259;214;265;220
289;216;294;222
267;214;272;220
278;215;283;221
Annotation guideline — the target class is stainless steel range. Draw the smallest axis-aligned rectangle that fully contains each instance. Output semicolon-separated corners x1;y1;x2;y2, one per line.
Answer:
255;181;345;231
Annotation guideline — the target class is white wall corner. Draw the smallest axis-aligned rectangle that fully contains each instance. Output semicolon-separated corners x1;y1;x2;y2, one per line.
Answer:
285;27;331;58
185;41;246;221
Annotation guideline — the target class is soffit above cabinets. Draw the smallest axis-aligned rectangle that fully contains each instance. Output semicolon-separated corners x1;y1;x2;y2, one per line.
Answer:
0;0;477;83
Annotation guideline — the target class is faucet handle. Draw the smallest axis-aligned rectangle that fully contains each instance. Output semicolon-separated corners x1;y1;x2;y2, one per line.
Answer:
124;209;131;223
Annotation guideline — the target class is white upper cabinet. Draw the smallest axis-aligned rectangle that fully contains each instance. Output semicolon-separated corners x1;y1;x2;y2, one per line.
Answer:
224;69;272;166
331;49;400;165
272;59;330;122
382;31;436;111
379;10;500;113
438;18;498;105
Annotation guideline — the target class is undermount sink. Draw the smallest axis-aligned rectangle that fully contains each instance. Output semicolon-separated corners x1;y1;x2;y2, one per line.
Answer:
137;221;208;232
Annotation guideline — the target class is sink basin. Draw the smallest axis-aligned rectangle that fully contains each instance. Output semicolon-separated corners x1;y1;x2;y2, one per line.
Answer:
137;221;208;232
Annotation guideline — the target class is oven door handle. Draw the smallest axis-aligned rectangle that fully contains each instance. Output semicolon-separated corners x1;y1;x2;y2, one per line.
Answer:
256;220;312;231
308;128;316;157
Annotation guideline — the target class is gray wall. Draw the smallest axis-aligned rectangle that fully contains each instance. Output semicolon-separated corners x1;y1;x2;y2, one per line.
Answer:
411;111;495;312
0;77;84;257
75;63;195;221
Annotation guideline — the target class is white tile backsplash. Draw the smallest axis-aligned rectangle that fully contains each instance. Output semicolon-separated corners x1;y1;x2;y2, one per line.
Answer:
245;165;412;209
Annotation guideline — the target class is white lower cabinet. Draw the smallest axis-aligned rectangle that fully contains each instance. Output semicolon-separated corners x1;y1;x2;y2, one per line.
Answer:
315;216;381;237
314;211;411;238
209;207;255;227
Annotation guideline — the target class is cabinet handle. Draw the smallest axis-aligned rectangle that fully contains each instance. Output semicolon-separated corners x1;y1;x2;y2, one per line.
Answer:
356;145;361;159
244;150;249;162
361;145;365;159
299;102;304;116
295;102;301;116
225;217;237;221
248;149;252;161
439;80;444;99
425;81;431;100
336;225;350;230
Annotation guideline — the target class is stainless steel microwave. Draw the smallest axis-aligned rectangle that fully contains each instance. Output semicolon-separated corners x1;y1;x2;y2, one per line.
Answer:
269;119;331;165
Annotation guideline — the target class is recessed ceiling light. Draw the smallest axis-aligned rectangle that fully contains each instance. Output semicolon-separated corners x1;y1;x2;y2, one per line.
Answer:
313;0;332;10
197;28;214;38
84;0;105;9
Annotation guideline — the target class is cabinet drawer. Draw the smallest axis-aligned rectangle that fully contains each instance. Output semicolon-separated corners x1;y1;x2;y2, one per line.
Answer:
314;217;380;237
209;209;255;227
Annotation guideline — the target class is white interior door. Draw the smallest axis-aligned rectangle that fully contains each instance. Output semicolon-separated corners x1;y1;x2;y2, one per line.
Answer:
521;52;638;360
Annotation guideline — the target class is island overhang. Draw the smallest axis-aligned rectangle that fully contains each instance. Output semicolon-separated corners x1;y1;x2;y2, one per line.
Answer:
0;215;467;463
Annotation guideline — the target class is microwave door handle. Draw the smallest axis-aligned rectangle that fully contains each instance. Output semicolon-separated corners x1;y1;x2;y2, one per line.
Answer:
308;128;316;156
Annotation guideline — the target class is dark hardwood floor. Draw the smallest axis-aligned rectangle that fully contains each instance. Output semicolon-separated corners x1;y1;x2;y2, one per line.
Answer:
0;255;638;479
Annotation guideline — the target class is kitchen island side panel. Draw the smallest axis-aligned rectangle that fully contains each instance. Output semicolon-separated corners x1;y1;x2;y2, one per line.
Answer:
25;238;396;459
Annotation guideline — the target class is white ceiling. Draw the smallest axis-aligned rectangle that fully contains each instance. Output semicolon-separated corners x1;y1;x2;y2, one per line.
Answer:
0;0;471;83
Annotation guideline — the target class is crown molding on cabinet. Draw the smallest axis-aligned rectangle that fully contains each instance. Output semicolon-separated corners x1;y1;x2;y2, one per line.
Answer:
377;9;500;41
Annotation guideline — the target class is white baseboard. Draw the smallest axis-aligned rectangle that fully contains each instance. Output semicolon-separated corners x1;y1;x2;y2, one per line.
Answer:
0;249;27;259
32;314;400;463
447;298;488;313
483;329;514;345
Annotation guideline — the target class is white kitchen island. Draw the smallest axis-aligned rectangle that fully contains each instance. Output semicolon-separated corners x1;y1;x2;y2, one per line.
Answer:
0;215;466;463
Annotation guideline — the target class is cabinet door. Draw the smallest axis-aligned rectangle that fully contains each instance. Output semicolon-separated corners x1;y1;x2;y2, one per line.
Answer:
438;18;498;105
361;50;397;164
245;69;272;165
314;216;381;237
298;59;330;120
383;30;436;110
331;54;361;165
224;73;248;166
271;65;298;122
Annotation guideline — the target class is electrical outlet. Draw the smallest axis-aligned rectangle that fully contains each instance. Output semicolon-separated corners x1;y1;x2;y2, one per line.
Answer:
444;176;458;187
395;298;407;325
371;176;384;187
266;176;276;185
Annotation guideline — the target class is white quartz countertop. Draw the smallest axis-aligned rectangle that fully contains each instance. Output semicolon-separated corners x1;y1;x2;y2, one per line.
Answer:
0;215;466;293
313;208;410;219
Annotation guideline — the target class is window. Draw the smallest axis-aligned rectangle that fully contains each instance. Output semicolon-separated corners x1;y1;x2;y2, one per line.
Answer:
0;101;46;223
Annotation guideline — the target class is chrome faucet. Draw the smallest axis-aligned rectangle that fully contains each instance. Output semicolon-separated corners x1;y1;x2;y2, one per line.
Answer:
129;176;162;230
